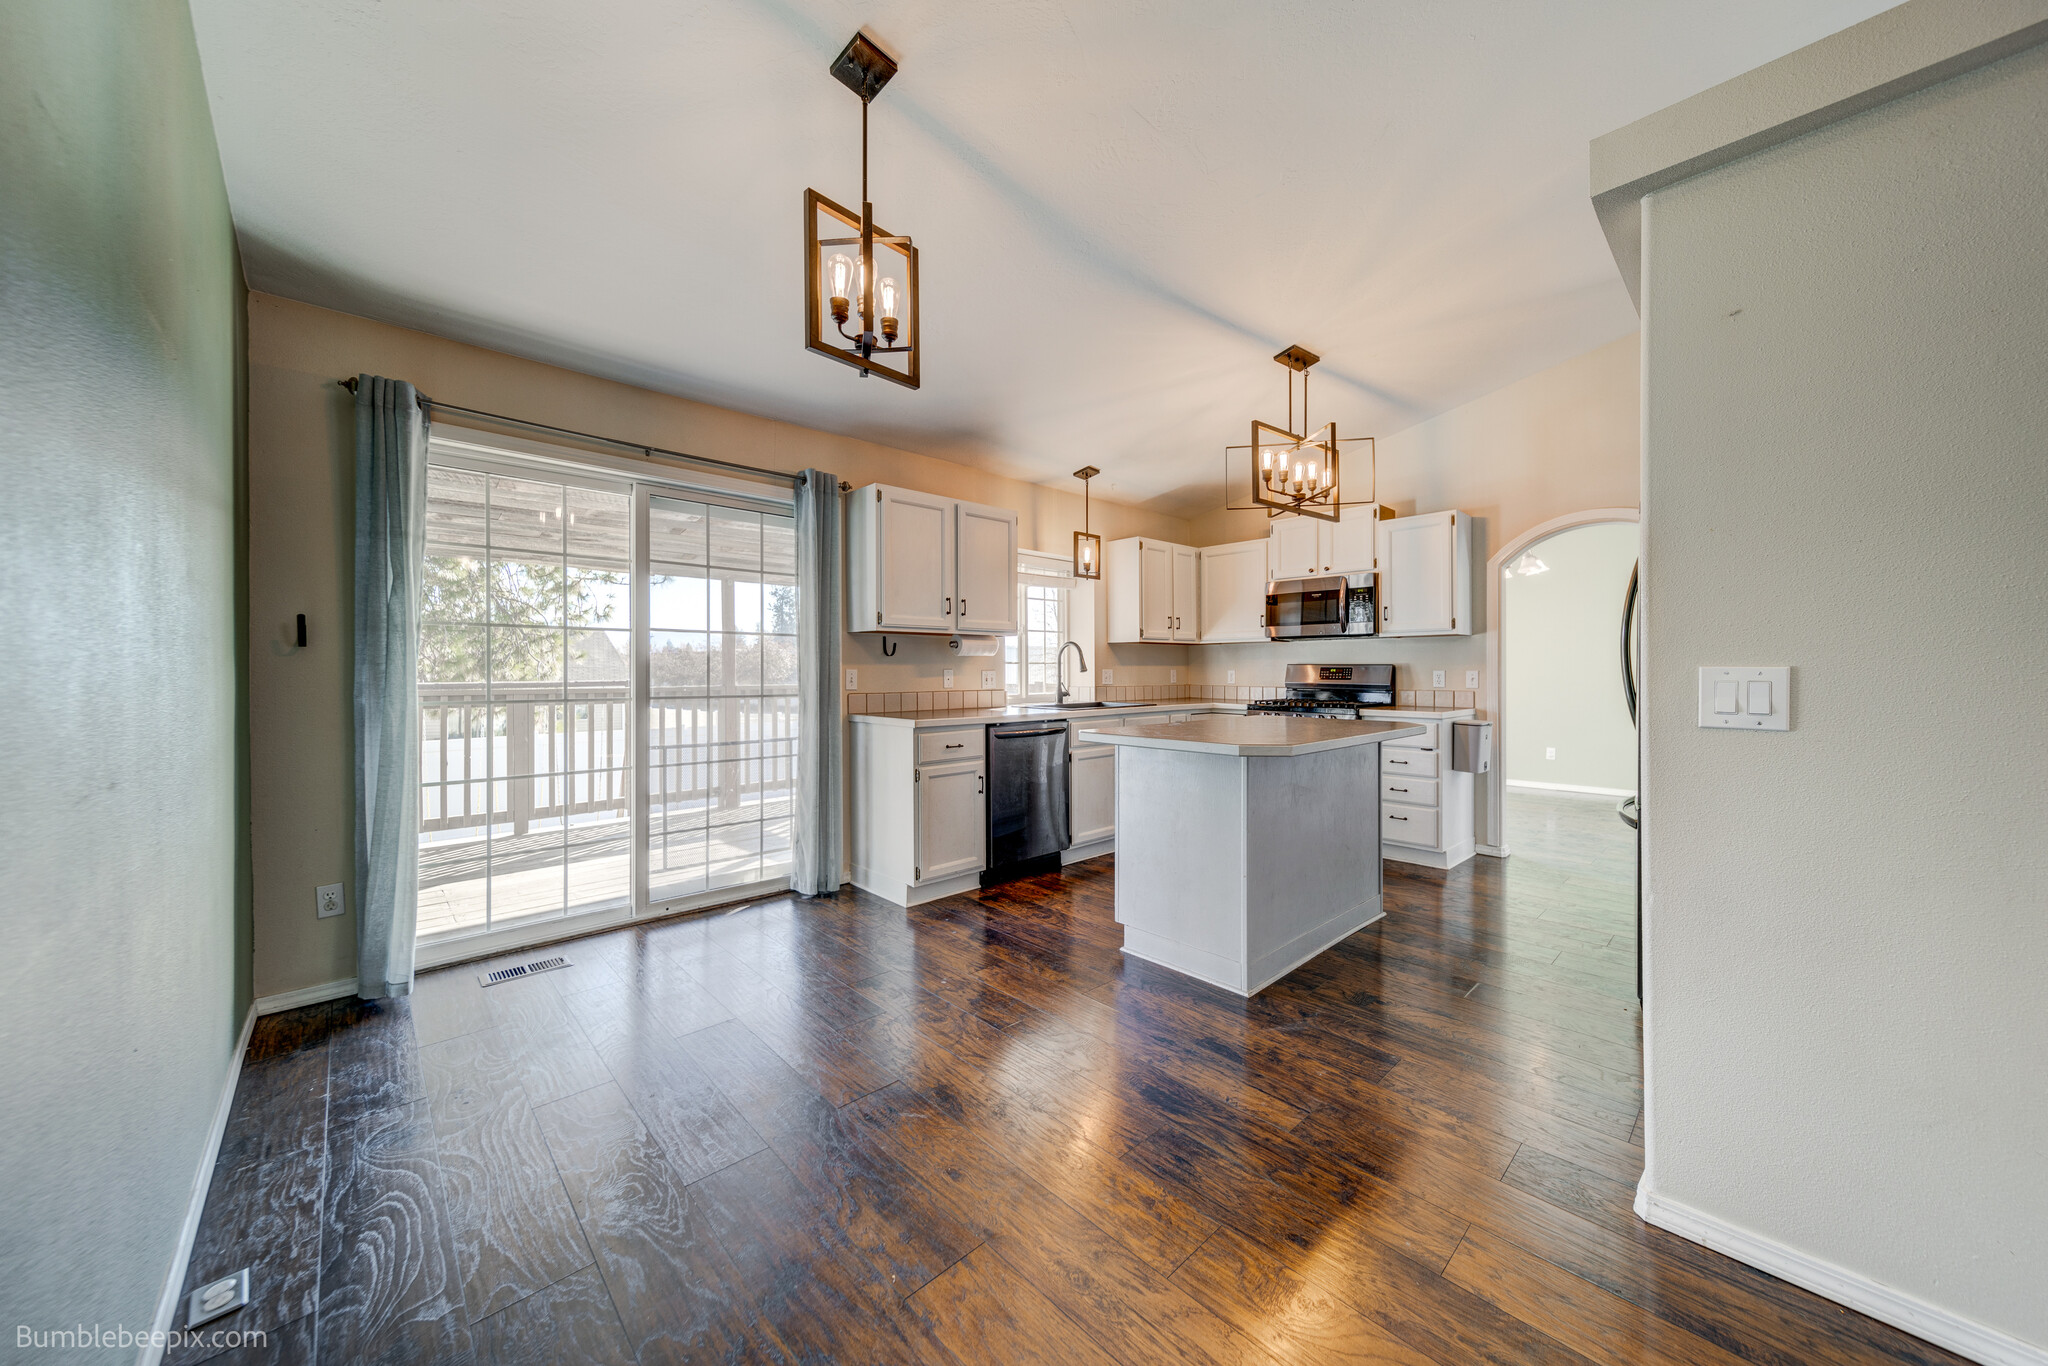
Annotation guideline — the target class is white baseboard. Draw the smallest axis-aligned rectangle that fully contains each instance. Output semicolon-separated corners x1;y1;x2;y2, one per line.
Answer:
1476;843;1510;858
1505;778;1636;797
1636;1185;2045;1366
254;977;358;1015
139;1002;257;1366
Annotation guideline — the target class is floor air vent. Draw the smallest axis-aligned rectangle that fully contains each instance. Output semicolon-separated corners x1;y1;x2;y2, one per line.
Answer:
478;955;571;987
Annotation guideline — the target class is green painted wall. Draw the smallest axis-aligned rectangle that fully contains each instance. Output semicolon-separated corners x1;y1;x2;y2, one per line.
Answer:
0;0;250;1351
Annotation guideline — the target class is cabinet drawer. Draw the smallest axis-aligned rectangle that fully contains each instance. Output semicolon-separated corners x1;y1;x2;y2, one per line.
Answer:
1383;803;1439;848
1380;775;1439;808
1381;746;1439;778
1386;723;1435;751
917;727;986;764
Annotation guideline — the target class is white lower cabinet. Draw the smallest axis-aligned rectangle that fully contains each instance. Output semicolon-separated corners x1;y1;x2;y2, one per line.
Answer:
851;719;987;905
917;762;987;880
1068;743;1117;849
1377;716;1477;869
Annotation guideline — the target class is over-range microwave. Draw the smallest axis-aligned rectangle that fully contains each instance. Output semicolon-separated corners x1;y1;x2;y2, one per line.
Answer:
1266;573;1375;640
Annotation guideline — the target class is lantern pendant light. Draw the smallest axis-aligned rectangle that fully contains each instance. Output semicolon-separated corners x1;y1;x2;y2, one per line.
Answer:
1251;345;1340;521
1072;467;1102;579
804;31;920;388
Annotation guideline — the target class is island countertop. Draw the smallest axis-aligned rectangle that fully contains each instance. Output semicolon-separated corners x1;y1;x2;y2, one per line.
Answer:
1093;714;1426;757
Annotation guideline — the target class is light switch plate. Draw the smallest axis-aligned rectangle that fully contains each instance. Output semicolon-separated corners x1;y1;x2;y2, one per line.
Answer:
981;670;996;689
1698;666;1791;730
1226;670;1235;684
845;668;857;690
1101;669;1113;684
1466;671;1479;688
1169;668;1177;683
316;884;344;919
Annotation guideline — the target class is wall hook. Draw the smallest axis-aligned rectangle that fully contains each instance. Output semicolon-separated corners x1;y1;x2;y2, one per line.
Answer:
881;636;898;656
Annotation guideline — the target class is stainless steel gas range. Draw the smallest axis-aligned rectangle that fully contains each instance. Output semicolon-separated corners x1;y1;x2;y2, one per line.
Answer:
1246;663;1396;717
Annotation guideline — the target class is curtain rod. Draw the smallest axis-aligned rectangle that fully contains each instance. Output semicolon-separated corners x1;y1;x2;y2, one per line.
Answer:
336;376;807;487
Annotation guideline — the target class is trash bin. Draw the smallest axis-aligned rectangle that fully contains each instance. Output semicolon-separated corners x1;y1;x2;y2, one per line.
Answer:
1450;720;1492;774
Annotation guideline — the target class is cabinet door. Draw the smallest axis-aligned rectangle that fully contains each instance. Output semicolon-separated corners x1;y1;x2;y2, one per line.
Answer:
1380;512;1455;634
1269;515;1321;578
953;501;1018;633
876;486;955;630
1171;545;1200;640
1199;541;1266;641
1324;505;1379;575
1068;746;1116;846
916;762;985;880
1137;541;1174;640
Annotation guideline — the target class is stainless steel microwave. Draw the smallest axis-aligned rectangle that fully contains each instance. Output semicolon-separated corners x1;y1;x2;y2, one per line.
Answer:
1266;573;1375;640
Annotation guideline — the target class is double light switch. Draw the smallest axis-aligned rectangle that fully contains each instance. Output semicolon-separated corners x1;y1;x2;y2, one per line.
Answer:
1698;666;1791;730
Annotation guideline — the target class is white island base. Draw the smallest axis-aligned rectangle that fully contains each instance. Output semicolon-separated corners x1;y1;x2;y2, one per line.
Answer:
1096;715;1425;996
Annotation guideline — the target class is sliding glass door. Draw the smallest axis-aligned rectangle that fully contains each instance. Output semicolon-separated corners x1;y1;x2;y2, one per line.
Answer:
416;450;797;945
645;495;799;905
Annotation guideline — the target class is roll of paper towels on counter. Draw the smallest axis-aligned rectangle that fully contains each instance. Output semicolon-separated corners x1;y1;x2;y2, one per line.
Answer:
946;636;1003;656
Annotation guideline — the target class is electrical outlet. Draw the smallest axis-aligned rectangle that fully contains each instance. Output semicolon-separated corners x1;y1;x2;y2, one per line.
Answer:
1466;670;1479;688
943;668;954;689
1546;747;1556;761
845;668;857;690
1169;668;1178;683
1432;670;1446;688
1101;669;1113;684
982;670;996;688
1226;670;1236;684
316;883;344;919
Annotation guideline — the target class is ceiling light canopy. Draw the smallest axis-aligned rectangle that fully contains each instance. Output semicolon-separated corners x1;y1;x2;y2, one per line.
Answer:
804;31;920;389
1252;345;1340;521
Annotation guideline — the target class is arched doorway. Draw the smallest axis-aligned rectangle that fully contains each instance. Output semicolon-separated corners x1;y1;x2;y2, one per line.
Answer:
1479;508;1639;856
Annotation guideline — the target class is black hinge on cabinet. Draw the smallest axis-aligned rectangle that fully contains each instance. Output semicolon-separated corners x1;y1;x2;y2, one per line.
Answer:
915;865;921;880
913;769;920;782
876;610;882;624
876;488;882;502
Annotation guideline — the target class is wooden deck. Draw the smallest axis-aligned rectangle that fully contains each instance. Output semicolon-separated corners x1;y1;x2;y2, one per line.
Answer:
171;812;1962;1365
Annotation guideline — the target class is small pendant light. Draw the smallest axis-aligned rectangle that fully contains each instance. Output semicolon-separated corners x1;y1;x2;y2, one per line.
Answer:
1072;466;1102;579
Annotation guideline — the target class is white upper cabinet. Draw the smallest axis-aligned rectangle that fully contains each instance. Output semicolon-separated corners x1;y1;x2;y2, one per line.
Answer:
848;484;1018;633
1106;536;1197;643
1324;507;1381;575
1171;546;1200;641
1378;510;1471;636
1267;506;1382;577
1198;540;1268;641
953;500;1019;633
1268;515;1321;579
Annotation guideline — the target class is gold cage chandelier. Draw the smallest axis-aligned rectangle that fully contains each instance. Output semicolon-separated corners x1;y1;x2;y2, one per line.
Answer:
1251;345;1339;521
803;32;920;389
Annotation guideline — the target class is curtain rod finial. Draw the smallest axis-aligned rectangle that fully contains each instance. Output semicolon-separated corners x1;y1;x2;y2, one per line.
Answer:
337;376;360;394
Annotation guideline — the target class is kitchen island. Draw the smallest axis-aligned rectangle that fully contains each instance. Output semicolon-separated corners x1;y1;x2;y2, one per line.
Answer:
1092;714;1426;996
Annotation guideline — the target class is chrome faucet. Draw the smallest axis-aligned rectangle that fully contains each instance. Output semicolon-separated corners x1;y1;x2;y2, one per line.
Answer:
1055;640;1089;704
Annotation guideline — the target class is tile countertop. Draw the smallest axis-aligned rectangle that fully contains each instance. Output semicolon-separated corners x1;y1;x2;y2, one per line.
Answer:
849;700;1249;728
1092;715;1428;757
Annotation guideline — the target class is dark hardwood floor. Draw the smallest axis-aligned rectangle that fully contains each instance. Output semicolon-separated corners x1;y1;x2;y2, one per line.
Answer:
172;844;1964;1365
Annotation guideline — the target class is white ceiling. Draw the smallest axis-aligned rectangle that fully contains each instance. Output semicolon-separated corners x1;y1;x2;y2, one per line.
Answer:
190;0;1893;516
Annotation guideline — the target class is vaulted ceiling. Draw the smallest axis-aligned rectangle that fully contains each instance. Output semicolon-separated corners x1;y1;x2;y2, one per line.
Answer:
190;0;1891;515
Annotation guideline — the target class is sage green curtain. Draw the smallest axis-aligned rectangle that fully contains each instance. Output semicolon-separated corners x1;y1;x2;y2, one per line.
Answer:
353;375;424;997
791;469;843;895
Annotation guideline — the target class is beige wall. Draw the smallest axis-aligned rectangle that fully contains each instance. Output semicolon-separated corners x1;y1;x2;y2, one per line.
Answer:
1502;520;1639;792
1639;36;2048;1354
1;0;249;1338
247;294;1193;997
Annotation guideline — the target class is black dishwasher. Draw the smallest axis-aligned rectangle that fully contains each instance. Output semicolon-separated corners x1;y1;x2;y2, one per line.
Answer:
983;721;1071;885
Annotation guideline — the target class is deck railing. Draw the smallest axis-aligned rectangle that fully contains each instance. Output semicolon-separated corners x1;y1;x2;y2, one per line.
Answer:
419;683;798;838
